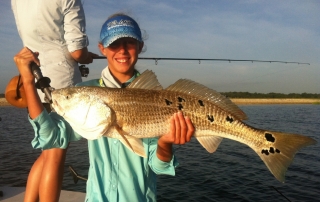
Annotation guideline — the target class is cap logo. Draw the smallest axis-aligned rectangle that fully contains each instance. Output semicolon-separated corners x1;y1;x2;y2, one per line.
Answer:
107;19;134;29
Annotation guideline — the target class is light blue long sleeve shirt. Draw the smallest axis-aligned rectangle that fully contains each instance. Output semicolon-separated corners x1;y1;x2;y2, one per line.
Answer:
29;67;179;201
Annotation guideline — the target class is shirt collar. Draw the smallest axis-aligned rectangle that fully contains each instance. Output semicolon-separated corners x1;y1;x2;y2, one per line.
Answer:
100;66;140;88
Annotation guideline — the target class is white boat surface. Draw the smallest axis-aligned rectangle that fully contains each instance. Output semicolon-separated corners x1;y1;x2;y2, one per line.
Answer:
0;186;85;202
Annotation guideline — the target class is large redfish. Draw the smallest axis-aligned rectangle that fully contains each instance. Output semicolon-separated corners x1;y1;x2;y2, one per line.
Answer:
51;70;316;182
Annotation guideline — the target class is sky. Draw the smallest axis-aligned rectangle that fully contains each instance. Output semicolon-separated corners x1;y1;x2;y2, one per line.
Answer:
0;0;319;94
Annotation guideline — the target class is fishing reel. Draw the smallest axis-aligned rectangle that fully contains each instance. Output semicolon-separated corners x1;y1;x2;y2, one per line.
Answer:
79;65;89;77
31;63;53;104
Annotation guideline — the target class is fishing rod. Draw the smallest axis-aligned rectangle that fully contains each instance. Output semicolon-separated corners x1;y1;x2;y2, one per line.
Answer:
92;56;310;65
69;166;87;184
78;56;310;77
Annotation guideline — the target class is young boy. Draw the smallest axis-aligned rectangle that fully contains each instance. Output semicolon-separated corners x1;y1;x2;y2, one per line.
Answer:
14;13;194;201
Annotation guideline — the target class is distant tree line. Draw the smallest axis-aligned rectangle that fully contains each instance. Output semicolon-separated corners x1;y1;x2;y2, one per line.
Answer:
1;92;320;99
220;92;320;98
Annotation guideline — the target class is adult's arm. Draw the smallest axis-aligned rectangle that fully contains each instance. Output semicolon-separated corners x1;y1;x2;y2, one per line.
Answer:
63;0;98;64
71;48;98;64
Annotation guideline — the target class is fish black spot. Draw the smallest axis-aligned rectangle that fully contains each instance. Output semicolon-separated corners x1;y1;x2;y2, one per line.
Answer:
178;97;185;102
276;149;280;153
269;147;275;153
198;100;204;107
178;103;183;110
265;133;275;142
207;115;214;122
261;149;269;155
165;99;173;106
226;116;233;123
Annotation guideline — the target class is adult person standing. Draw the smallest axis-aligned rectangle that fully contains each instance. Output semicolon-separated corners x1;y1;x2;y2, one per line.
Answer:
13;13;194;201
11;0;98;201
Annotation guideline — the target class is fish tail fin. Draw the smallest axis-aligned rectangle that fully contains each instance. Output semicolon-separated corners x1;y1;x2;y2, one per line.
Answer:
254;131;316;182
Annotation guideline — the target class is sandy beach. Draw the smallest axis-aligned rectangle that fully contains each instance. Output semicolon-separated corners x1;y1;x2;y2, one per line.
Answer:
0;98;11;106
1;97;319;107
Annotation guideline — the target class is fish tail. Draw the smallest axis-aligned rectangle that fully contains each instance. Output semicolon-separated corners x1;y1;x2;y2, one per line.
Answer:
254;131;316;182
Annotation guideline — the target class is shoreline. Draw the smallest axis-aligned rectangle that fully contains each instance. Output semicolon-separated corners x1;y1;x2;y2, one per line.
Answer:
1;98;319;106
230;98;320;105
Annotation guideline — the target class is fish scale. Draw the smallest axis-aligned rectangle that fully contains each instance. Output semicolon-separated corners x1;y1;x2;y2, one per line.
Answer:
104;89;178;137
104;89;235;139
51;70;317;182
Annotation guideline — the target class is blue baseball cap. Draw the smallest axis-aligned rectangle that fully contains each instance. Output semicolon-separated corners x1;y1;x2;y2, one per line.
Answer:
100;15;142;48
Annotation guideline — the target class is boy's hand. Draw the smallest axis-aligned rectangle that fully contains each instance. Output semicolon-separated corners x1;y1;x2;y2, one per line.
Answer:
159;112;194;145
13;47;40;84
157;112;194;162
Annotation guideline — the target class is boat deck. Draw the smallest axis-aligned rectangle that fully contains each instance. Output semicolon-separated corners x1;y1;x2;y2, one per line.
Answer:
0;187;85;202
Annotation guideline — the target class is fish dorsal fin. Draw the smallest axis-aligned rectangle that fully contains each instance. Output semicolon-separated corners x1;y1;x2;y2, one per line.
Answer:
127;70;163;90
166;79;247;120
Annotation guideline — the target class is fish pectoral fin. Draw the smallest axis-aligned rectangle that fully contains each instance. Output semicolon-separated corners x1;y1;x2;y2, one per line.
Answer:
196;136;223;153
103;126;146;158
119;136;146;158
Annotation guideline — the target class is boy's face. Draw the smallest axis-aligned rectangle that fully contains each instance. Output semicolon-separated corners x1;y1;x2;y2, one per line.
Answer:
99;37;143;80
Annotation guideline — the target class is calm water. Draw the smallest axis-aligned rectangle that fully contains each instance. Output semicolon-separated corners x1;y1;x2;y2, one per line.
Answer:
0;105;319;201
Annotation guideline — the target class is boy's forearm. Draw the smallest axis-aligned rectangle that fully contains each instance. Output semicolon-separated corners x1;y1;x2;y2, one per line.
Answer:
23;81;44;119
13;47;44;118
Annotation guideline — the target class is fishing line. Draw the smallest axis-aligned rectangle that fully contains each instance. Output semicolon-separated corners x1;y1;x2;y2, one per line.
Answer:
270;186;292;202
243;181;291;201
